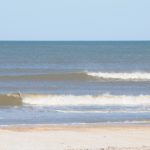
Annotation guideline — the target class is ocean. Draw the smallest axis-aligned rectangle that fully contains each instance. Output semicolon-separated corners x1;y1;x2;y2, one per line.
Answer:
0;41;150;125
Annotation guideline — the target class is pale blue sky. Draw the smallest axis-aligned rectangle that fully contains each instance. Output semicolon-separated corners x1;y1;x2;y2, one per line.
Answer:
0;0;150;41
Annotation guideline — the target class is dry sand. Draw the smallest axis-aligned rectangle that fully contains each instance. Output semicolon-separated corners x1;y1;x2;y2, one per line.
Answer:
0;125;150;150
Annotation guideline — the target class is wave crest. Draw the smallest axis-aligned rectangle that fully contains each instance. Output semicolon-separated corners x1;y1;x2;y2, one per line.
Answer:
22;94;150;106
0;94;22;106
1;71;150;81
87;72;150;80
1;93;150;107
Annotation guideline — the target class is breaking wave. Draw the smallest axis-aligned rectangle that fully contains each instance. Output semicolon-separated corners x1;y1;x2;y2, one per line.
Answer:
87;71;150;81
0;94;22;106
1;71;150;81
22;94;150;106
1;93;150;107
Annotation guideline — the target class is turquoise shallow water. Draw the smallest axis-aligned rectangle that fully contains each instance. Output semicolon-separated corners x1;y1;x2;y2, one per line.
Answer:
0;41;150;125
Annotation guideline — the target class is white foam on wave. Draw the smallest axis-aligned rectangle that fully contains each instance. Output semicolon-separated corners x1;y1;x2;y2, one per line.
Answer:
22;94;150;106
56;110;150;114
86;72;150;80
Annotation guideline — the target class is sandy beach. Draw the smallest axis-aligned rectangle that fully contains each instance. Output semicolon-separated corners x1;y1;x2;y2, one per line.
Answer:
0;125;150;150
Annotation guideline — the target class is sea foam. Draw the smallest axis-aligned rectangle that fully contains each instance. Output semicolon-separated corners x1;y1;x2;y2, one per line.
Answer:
1;93;150;107
22;94;150;106
87;72;150;80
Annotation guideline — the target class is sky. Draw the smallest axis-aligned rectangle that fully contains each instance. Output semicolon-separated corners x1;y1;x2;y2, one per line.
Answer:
0;0;150;41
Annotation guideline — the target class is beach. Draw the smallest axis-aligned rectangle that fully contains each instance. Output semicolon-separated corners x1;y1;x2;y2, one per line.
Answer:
1;0;150;148
0;125;150;150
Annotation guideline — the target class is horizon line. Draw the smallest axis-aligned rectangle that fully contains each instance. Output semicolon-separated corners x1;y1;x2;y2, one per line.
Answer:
0;40;150;42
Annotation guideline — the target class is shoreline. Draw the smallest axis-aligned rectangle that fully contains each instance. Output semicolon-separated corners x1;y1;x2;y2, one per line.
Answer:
1;123;150;131
0;124;150;150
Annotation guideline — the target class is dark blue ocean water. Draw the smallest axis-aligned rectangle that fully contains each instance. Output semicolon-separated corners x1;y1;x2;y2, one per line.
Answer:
0;41;150;125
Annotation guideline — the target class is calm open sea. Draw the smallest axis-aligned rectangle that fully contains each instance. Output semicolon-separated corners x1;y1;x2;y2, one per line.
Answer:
0;41;150;125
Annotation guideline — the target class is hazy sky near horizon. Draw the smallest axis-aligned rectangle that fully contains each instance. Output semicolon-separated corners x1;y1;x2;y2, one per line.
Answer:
0;0;150;41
